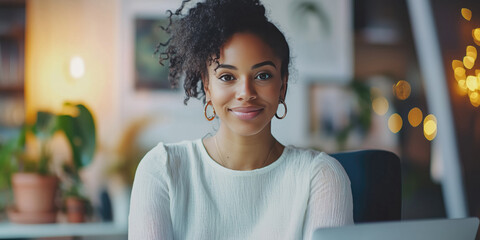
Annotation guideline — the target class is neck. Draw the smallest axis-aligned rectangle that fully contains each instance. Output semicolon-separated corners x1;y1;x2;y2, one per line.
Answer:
209;123;283;170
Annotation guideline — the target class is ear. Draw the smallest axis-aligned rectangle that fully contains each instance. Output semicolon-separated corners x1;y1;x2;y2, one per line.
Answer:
280;75;288;101
202;76;211;100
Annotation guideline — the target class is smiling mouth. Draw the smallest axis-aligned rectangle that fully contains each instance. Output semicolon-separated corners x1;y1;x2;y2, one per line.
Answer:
229;107;264;120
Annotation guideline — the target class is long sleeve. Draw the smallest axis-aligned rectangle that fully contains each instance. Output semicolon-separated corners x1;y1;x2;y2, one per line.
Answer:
128;140;353;239
128;145;173;240
302;154;354;240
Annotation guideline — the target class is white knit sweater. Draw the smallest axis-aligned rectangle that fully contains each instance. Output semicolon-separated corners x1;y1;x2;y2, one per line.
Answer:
128;139;353;240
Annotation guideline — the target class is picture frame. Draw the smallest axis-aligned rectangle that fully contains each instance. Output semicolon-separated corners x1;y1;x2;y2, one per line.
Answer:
133;17;173;91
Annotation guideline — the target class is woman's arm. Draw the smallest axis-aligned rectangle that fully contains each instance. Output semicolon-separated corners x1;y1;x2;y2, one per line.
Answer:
128;146;173;240
302;154;354;240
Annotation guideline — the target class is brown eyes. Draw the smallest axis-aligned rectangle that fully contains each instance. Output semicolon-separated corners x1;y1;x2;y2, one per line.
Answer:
219;74;235;82
218;73;272;82
255;73;271;80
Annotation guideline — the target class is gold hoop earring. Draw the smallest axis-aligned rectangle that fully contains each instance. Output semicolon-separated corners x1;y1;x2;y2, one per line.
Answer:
204;100;216;121
275;99;287;119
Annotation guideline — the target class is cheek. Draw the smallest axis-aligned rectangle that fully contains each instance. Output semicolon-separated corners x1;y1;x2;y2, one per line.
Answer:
264;82;283;100
209;83;232;107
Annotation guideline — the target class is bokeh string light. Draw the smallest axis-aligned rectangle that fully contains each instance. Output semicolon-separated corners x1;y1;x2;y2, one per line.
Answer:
473;28;480;45
423;114;438;141
453;8;480;107
408;107;423;127
388;113;403;133
393;80;411;100
371;79;437;140
462;8;472;21
372;96;389;115
371;7;480;140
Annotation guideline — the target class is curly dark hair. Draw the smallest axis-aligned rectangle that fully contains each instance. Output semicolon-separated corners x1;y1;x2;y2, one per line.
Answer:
156;0;291;105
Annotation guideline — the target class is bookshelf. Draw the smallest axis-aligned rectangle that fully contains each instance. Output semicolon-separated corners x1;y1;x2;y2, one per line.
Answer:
0;0;25;142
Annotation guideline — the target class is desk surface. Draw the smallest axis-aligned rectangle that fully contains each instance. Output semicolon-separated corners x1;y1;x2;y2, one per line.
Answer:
0;222;127;239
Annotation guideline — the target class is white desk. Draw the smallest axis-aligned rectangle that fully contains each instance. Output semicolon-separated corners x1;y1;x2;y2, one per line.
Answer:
0;222;127;239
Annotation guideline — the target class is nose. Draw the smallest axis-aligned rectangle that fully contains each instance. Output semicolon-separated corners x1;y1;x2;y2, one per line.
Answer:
236;77;257;101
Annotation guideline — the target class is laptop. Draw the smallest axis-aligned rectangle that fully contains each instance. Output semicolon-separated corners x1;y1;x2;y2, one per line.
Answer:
312;217;479;240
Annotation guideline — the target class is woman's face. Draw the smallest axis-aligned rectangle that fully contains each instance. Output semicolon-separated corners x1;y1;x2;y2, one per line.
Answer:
204;32;287;137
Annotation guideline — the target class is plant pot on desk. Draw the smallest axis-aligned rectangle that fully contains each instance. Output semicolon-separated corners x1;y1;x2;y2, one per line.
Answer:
65;197;88;223
7;173;59;224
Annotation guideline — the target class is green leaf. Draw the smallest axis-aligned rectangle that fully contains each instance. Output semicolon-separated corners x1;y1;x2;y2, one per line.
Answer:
58;103;96;169
73;104;96;168
55;114;81;169
0;125;28;185
0;102;96;177
34;111;57;140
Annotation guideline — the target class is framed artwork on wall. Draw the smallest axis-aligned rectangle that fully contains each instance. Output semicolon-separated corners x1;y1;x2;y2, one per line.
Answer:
134;17;176;91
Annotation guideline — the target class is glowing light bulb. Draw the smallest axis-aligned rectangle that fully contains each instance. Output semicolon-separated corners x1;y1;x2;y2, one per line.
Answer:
393;80;411;100
70;56;85;79
388;113;403;133
467;45;477;59
466;75;478;91
408;107;423;127
462;8;472;21
452;60;463;70
423;114;437;141
372;97;389;116
474;28;480;42
463;56;475;69
424;120;436;135
457;80;468;96
454;67;466;81
469;92;480;107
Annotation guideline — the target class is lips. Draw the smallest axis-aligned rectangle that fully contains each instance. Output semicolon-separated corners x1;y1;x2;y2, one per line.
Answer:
229;106;264;120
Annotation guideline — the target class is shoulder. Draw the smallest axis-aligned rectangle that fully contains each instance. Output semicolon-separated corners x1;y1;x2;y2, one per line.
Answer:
136;139;200;175
285;146;341;168
134;142;168;177
285;146;321;160
285;146;349;183
163;139;199;158
313;152;350;183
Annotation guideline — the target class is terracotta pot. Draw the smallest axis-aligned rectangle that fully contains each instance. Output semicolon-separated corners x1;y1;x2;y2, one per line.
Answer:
66;197;87;223
11;173;58;214
7;207;57;224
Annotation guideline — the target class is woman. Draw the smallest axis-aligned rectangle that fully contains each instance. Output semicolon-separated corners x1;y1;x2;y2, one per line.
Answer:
128;0;353;239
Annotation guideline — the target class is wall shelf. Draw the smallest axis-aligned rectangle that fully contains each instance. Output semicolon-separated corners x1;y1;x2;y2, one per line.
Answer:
0;221;127;239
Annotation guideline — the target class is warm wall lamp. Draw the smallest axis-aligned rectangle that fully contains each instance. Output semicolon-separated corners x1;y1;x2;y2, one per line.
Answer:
69;56;85;79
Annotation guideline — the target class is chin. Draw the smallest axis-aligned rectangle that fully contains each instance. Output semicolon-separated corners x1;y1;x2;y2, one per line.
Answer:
226;120;272;137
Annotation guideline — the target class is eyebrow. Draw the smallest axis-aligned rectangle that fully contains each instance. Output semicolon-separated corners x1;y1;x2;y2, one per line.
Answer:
252;61;276;70
215;61;277;71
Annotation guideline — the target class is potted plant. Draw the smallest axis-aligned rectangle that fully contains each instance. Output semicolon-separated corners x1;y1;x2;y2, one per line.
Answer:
58;103;96;223
0;125;26;217
61;163;93;223
0;102;96;224
1;110;60;224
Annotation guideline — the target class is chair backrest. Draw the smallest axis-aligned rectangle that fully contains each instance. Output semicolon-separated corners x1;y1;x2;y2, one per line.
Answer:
330;150;402;223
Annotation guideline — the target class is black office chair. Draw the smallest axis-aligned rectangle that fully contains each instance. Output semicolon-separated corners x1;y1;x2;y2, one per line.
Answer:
331;150;402;223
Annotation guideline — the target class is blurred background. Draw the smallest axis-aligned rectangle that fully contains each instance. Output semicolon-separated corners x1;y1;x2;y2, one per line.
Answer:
0;0;479;239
